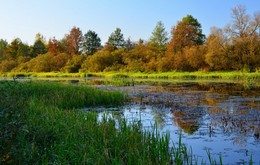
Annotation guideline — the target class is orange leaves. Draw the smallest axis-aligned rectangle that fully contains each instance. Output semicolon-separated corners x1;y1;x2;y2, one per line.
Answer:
66;27;83;56
168;15;205;54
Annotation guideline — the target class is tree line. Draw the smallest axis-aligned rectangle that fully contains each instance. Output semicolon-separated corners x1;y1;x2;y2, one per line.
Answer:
0;5;259;73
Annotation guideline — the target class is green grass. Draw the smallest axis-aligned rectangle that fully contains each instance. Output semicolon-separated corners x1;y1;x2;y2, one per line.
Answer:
104;76;135;86
126;71;260;80
1;71;260;82
0;72;87;78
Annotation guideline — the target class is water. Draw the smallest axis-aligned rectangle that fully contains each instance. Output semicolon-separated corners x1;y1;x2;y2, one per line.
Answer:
94;82;260;164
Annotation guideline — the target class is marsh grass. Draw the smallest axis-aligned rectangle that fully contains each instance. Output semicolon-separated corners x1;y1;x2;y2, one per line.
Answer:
105;76;135;86
0;72;86;78
23;102;173;164
128;71;260;81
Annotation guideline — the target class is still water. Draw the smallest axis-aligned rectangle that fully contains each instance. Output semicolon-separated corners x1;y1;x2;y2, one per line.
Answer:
94;82;260;164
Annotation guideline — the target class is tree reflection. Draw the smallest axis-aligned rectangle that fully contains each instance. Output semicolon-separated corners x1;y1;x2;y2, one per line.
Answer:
172;106;205;135
173;111;199;134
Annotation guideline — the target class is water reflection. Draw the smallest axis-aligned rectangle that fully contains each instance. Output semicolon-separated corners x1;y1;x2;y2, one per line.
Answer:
173;111;200;134
92;81;260;164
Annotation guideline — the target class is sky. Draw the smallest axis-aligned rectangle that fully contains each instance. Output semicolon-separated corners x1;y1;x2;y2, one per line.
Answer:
0;0;259;45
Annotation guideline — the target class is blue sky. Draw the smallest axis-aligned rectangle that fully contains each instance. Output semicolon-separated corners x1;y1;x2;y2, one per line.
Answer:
0;0;259;45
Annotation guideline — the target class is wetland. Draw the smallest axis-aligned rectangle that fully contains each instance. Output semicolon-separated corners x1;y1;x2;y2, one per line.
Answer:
1;76;260;164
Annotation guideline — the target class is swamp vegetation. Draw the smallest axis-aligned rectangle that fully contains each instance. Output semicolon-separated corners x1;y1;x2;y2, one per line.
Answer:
1;79;258;164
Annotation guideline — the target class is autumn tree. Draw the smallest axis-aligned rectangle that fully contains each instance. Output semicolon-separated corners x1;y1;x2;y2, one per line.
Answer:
81;48;127;72
205;27;231;70
204;5;260;71
149;21;168;51
48;38;65;56
225;5;260;39
165;15;205;71
184;45;207;71
168;15;205;53
123;43;146;72
25;54;51;72
108;48;126;71
82;30;101;55
107;28;125;49
66;27;83;56
224;5;260;71
123;42;160;72
81;50;113;72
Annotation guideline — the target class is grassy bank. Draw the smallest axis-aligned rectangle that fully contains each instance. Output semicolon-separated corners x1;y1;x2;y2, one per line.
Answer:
97;71;260;82
0;81;179;164
1;71;260;81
